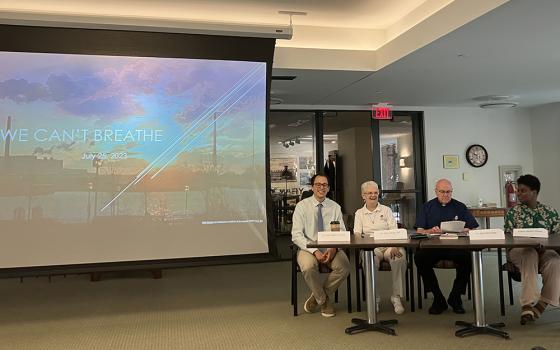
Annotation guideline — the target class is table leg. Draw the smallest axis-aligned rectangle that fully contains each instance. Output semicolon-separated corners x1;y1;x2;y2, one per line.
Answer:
497;248;505;316
345;250;398;335
409;248;415;312
455;250;510;339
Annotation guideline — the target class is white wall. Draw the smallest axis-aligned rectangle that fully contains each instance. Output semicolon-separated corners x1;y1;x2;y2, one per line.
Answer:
423;107;534;211
530;103;560;211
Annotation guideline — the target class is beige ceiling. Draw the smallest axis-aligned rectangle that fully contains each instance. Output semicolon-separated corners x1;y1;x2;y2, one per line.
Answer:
1;0;439;29
7;0;555;109
0;0;506;68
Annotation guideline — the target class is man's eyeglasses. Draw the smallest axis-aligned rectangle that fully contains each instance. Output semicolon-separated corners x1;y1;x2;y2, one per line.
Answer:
314;183;329;188
437;190;453;195
363;192;379;196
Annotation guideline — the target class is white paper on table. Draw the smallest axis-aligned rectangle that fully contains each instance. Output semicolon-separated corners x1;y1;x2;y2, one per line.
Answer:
469;229;505;240
441;220;466;233
370;228;408;240
318;231;351;242
513;228;549;238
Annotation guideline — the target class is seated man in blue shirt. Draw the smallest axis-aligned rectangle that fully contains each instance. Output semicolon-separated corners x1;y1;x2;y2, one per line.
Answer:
414;179;479;314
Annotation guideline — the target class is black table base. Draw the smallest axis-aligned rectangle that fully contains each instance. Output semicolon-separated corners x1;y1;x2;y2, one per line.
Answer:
455;320;509;339
345;318;398;335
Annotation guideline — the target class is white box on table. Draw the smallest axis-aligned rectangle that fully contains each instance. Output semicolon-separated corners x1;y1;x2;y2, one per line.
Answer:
469;229;505;240
318;231;351;242
513;228;548;238
370;228;408;240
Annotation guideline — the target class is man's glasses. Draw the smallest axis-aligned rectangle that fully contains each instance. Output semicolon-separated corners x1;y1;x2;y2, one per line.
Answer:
314;183;329;188
437;190;453;194
363;192;379;196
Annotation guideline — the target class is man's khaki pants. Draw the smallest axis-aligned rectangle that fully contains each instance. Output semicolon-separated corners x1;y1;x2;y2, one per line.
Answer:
297;250;350;305
509;247;560;306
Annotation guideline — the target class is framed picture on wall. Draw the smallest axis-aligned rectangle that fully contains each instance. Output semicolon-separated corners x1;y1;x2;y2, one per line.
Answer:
443;155;460;169
499;165;522;207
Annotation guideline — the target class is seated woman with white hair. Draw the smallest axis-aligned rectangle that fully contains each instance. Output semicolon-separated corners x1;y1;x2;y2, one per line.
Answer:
354;180;406;314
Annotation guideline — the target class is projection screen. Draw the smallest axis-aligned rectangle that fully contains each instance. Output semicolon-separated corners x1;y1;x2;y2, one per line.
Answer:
0;45;269;268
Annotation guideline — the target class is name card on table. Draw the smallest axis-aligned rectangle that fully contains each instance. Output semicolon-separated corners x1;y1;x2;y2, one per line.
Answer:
370;229;408;240
469;229;505;240
318;231;351;242
513;228;549;238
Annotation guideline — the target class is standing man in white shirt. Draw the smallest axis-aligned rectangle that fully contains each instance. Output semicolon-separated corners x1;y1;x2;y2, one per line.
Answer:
291;173;351;317
354;180;406;314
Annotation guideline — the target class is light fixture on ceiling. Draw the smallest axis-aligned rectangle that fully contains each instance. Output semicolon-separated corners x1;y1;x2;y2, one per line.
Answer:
479;102;518;109
280;137;302;149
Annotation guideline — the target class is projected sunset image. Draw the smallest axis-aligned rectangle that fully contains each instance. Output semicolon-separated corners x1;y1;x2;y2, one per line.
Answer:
0;51;268;266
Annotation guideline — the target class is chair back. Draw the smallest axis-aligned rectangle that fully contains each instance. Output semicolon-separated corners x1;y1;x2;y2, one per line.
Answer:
344;213;354;233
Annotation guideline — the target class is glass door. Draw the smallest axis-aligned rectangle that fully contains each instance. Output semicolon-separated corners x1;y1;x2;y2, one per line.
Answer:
269;111;317;234
372;112;426;229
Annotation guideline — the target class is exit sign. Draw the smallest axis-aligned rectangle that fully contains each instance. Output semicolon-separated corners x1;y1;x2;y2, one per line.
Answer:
372;105;393;120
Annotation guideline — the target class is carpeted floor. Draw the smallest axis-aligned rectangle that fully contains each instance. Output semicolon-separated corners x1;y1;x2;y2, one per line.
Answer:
0;252;558;350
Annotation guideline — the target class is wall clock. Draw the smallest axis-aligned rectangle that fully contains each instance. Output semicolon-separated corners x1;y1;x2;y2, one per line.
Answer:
466;144;488;167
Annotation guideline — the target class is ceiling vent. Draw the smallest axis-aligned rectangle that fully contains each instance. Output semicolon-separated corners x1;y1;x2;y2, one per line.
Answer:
271;75;297;81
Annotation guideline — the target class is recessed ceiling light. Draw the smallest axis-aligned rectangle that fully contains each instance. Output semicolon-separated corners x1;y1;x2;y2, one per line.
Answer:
479;102;518;109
